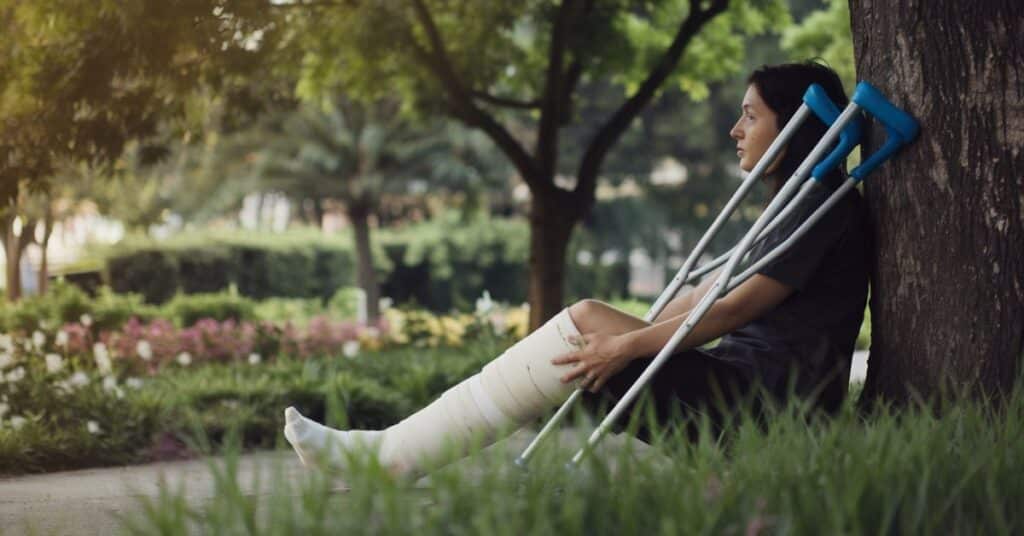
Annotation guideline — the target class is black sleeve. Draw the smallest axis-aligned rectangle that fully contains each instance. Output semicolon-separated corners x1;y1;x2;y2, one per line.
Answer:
751;193;850;291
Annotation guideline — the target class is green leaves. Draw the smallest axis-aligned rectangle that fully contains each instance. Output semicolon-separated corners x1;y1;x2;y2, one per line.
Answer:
781;0;855;90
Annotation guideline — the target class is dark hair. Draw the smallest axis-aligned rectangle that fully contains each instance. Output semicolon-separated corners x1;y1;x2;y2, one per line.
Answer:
747;61;849;196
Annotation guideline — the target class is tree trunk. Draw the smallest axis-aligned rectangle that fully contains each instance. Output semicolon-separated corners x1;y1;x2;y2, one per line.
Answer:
1;213;34;302
312;198;326;230
526;189;581;330
347;203;381;324
38;204;54;295
849;0;1024;403
4;237;20;302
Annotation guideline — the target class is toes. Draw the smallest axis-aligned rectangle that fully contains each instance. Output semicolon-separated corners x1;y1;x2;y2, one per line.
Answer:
284;406;302;423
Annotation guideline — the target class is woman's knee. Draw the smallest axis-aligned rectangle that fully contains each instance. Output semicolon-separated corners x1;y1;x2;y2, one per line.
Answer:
568;299;646;335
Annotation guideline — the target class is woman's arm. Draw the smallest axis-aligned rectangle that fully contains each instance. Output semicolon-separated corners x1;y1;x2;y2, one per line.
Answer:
620;274;795;359
652;268;724;322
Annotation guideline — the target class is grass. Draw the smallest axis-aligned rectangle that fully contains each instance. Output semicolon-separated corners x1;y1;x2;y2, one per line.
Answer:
116;380;1024;535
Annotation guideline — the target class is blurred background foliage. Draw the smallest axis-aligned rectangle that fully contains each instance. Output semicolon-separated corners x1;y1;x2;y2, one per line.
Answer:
1;0;855;312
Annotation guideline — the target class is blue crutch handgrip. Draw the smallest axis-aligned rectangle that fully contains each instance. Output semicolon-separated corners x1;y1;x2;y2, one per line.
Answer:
803;84;865;180
850;81;920;180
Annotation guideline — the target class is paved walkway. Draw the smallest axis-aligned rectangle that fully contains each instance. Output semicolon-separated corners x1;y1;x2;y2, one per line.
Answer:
1;352;870;535
0;427;656;536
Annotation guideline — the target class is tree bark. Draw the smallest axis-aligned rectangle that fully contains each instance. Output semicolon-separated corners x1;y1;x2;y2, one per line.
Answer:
1;213;35;302
527;189;580;329
849;0;1024;402
2;219;20;302
347;202;381;324
38;203;54;295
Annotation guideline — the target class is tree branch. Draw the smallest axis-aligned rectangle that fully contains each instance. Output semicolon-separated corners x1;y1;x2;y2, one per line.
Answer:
406;0;543;190
575;0;729;210
536;0;581;178
559;59;584;125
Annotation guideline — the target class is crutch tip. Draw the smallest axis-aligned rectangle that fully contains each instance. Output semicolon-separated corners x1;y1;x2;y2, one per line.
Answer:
513;456;528;470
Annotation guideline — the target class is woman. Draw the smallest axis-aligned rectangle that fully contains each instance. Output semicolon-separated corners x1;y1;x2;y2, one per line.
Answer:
283;61;869;480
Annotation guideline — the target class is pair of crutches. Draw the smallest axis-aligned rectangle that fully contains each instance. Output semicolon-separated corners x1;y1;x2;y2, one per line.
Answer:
515;81;920;470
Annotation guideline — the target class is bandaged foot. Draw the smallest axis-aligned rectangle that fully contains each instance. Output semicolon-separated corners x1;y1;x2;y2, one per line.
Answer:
282;307;584;479
283;407;390;474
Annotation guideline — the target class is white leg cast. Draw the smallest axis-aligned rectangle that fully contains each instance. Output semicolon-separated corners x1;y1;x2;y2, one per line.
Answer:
283;307;584;479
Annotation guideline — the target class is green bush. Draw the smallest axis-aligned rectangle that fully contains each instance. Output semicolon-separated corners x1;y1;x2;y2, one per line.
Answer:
95;219;631;312
0;337;504;475
0;280;158;333
163;290;258;327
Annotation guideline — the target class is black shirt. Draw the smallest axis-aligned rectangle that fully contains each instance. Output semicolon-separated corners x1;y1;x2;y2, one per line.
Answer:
708;180;870;410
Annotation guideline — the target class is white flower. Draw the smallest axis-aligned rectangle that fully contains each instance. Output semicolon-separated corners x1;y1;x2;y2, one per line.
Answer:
55;330;69;348
489;313;508;334
5;367;25;383
0;352;13;369
45;353;64;374
103;376;124;398
0;334;13;353
87;420;101;435
53;379;72;395
32;330;46;350
248;353;262;365
176;352;192;366
93;343;112;375
10;415;26;430
475;290;495;315
0;403;8;419
342;340;361;358
69;371;90;387
80;314;93;327
136;340;153;361
125;377;143;389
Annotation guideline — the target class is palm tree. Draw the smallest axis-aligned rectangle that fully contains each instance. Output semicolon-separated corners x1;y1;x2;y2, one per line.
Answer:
240;96;506;322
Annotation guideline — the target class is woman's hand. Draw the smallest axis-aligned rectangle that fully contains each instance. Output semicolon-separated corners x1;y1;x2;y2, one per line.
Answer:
551;332;633;393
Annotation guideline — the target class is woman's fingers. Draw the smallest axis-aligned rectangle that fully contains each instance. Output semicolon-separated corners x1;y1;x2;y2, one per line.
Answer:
550;351;579;365
561;363;592;384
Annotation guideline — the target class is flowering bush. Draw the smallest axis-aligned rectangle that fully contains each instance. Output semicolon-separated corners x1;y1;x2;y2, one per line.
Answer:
0;287;535;383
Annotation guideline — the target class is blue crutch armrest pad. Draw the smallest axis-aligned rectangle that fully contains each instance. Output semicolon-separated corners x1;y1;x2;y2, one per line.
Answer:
802;84;864;181
850;81;921;180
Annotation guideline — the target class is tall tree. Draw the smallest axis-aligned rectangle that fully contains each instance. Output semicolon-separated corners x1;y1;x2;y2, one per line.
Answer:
299;0;787;328
849;0;1023;402
0;0;293;299
218;96;506;321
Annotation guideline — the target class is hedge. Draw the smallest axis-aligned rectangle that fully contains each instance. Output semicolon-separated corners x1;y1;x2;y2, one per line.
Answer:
96;218;630;311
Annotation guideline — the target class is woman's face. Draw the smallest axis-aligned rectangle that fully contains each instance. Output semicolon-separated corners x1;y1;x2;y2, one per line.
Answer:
730;84;782;173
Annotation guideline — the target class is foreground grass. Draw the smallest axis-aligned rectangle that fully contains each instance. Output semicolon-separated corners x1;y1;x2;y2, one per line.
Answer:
120;386;1023;535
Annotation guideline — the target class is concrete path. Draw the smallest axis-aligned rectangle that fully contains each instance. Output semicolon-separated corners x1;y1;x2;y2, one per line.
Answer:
0;427;656;536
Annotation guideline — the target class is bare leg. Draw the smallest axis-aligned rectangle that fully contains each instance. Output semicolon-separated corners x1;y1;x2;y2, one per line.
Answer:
567;299;651;336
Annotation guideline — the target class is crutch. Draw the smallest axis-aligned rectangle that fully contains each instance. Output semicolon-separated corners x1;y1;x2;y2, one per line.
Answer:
560;81;918;469
727;82;919;292
514;83;863;468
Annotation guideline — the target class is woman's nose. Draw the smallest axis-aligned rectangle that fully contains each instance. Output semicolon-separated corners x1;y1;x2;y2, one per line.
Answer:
729;119;743;140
